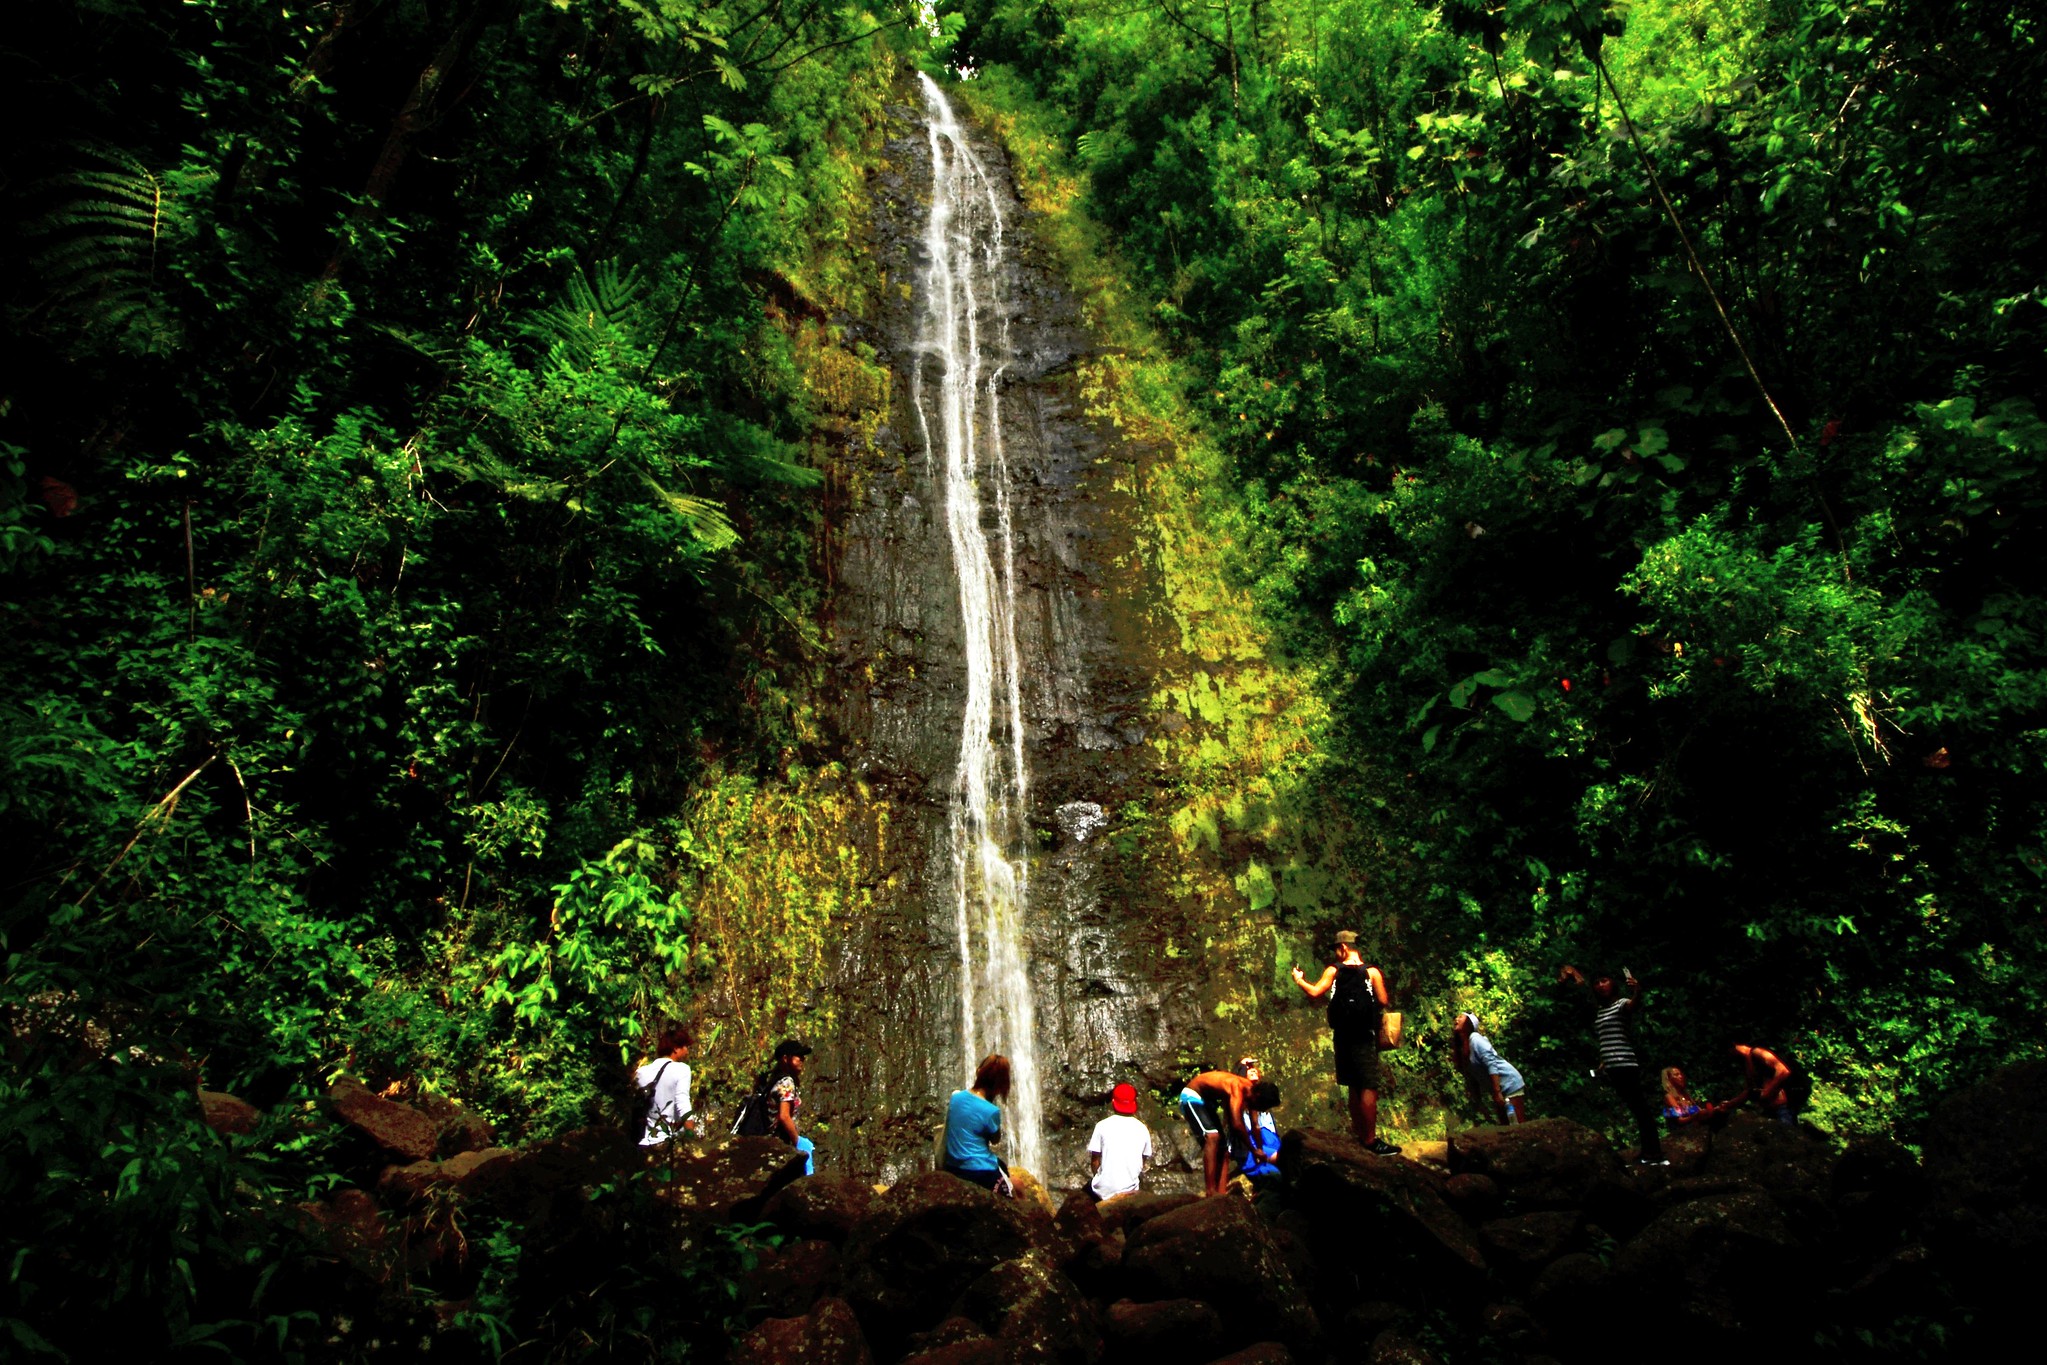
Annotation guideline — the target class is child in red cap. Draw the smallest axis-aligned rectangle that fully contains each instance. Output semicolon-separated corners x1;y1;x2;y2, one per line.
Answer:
1087;1082;1153;1201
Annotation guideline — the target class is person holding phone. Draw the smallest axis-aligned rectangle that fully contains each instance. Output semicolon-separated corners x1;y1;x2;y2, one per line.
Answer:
1559;964;1666;1165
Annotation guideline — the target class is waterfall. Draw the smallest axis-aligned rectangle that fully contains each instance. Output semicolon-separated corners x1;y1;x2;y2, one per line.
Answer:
911;72;1044;1179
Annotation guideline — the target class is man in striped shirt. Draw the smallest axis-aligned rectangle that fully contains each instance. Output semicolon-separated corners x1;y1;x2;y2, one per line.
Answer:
1560;964;1667;1165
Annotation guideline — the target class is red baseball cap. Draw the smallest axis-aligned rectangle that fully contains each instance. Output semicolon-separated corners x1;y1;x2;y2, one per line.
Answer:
1110;1082;1139;1115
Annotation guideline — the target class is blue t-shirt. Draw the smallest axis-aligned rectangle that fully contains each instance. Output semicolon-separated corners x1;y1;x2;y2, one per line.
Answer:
1466;1031;1526;1097
944;1089;1003;1171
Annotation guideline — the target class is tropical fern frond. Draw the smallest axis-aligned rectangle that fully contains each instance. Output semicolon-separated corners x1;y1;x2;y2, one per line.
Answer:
29;147;183;356
716;418;825;488
641;474;739;552
522;260;647;371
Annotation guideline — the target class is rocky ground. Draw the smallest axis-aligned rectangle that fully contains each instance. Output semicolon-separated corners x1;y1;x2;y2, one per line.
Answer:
260;1061;2047;1361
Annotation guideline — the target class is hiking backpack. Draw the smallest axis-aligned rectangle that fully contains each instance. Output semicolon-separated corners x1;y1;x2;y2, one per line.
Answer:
729;1068;778;1137
631;1059;673;1142
1327;962;1383;1032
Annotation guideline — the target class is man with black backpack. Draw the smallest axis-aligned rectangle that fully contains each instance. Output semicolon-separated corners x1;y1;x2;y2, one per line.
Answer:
634;1025;696;1146
1292;929;1400;1155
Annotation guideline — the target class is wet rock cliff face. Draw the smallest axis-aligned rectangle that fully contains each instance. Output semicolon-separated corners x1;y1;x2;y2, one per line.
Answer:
814;87;1212;1186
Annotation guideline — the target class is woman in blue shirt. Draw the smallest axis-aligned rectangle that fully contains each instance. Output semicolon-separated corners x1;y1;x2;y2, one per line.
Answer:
1453;1012;1529;1124
943;1054;1012;1195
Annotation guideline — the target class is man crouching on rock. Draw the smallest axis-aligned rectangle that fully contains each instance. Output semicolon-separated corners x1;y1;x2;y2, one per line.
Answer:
1178;1070;1280;1196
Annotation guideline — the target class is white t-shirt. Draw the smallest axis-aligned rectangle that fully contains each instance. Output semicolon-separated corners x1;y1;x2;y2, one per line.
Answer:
1087;1114;1153;1199
635;1058;694;1144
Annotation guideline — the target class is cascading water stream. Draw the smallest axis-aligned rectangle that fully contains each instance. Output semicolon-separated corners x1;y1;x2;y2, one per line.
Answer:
911;72;1043;1178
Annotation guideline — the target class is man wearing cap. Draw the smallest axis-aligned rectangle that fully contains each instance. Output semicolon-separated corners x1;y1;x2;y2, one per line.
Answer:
1087;1082;1153;1202
1291;929;1400;1155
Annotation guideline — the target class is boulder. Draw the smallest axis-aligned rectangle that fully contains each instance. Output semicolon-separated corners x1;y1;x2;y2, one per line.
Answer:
1441;1173;1500;1223
329;1077;440;1162
842;1171;1040;1352
1922;1060;2047;1340
416;1092;496;1157
768;1177;875;1244
1831;1135;1926;1251
1339;1301;1404;1341
1209;1346;1293;1365
1367;1332;1441;1365
1122;1195;1322;1359
907;1317;992;1352
1479;1302;1543;1351
480;1126;643;1221
899;1345;1014;1365
1611;1192;1803;1342
1009;1168;1058;1219
730;1296;872;1365
198;1090;260;1137
377;1146;517;1205
295;1187;395;1282
1686;1110;1832;1195
959;1251;1100;1363
1526;1253;1610;1359
656;1136;809;1222
745;1238;844;1318
1403;1140;1451;1168
1095;1190;1198;1237
1278;1128;1486;1300
1447;1118;1622;1210
1104;1299;1225;1359
1477;1211;1581;1282
1053;1188;1121;1296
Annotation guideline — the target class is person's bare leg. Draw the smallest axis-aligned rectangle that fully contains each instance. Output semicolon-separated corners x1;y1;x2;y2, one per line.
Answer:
1347;1086;1369;1145
1362;1087;1380;1144
1202;1132;1224;1195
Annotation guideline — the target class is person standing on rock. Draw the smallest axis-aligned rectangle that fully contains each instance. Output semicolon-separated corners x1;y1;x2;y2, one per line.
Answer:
1559;965;1666;1165
1087;1081;1153;1201
943;1053;1014;1196
767;1038;816;1176
635;1025;697;1146
1729;1044;1798;1126
1452;1012;1528;1125
1291;929;1400;1156
1179;1069;1280;1196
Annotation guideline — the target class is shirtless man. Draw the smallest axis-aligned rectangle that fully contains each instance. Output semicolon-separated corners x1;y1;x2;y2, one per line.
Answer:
1730;1044;1796;1126
1178;1069;1281;1196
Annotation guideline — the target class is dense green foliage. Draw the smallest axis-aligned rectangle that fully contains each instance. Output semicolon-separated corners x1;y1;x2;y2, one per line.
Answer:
952;0;2045;1131
6;0;2046;1353
2;1;912;1355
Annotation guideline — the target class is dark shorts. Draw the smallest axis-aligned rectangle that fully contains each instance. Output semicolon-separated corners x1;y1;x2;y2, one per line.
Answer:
1334;1030;1381;1092
945;1163;1004;1190
1179;1091;1223;1145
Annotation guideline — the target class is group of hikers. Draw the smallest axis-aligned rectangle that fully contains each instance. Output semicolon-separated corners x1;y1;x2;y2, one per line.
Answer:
634;928;1801;1191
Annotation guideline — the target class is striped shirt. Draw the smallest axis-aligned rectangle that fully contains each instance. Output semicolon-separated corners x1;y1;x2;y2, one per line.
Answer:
1593;997;1639;1068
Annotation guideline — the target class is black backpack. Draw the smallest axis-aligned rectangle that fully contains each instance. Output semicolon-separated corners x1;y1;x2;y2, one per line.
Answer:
1327;963;1383;1032
729;1068;778;1138
631;1060;673;1142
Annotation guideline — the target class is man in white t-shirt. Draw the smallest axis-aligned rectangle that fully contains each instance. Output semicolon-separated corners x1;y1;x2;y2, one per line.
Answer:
635;1025;696;1146
1087;1082;1153;1201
